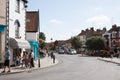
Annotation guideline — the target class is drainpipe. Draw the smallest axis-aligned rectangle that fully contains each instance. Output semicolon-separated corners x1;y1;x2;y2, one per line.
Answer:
5;0;9;48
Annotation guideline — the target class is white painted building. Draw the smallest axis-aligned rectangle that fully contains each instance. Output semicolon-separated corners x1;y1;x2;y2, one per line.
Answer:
9;0;26;39
8;0;30;65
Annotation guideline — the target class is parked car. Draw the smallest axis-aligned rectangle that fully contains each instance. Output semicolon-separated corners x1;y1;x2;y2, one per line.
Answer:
58;49;65;54
67;49;77;55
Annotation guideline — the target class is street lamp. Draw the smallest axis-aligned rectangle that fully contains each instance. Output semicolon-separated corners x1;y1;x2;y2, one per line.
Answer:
51;38;53;42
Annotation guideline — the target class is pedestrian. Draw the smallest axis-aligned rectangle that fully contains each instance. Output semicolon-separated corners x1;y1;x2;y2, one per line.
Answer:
53;54;55;63
29;50;34;68
1;47;11;73
24;51;29;68
51;52;53;59
21;51;26;68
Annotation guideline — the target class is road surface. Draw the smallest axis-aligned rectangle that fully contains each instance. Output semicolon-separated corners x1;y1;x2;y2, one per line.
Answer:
1;54;120;80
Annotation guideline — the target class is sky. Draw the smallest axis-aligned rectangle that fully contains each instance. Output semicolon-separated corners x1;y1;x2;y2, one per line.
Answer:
27;0;120;42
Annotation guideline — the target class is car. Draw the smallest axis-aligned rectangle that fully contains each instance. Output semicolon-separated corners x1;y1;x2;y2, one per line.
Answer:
67;49;77;55
58;49;64;54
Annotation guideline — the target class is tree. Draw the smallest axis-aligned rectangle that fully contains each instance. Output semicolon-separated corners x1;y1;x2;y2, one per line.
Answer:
86;36;105;50
39;32;46;41
71;36;81;50
53;40;59;50
39;32;46;48
54;40;58;47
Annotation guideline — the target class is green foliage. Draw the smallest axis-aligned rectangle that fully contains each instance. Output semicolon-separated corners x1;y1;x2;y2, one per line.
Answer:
71;36;81;49
86;36;105;50
39;32;46;48
54;40;58;46
40;42;46;49
39;32;46;41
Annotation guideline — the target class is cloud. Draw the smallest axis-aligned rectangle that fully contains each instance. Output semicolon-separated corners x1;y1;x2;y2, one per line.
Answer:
49;19;64;24
86;15;110;25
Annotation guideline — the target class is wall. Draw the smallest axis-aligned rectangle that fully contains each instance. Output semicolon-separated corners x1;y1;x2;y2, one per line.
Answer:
0;0;6;24
9;0;26;39
26;32;38;41
0;0;6;64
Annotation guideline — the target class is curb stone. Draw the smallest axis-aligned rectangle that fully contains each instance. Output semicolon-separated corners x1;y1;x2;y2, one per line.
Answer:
98;57;120;65
0;57;60;75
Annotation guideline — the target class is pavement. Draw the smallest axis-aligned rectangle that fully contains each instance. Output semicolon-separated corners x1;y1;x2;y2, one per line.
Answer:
98;57;120;65
0;55;59;75
78;54;120;65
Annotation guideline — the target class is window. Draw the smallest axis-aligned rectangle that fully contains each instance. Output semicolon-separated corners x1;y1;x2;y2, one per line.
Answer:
14;20;20;38
15;0;20;13
112;31;117;38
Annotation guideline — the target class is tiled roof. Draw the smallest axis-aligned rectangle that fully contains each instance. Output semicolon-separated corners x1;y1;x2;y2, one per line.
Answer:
26;11;39;32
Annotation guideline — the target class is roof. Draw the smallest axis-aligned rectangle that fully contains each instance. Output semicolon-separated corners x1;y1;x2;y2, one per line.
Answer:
108;24;120;32
26;11;39;32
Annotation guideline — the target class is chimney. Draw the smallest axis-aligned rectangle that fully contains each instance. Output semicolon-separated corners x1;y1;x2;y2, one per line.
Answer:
90;27;94;31
112;24;117;28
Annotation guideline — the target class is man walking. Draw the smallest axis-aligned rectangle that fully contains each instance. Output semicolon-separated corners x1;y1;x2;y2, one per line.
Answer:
1;47;11;73
29;50;34;68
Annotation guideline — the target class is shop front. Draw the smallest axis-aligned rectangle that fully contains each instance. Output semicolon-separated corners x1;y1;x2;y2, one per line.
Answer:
29;41;40;60
9;38;31;65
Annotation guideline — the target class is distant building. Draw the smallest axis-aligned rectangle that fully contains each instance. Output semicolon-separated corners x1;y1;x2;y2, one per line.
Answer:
108;24;120;47
77;27;106;48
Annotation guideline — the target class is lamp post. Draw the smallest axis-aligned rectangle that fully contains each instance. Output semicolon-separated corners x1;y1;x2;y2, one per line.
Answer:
38;48;40;67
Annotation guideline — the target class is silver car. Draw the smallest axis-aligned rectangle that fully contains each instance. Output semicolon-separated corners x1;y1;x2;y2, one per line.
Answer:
67;49;77;55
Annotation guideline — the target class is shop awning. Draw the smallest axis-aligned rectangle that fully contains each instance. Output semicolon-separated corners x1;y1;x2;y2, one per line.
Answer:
10;38;31;49
0;24;6;32
29;41;40;47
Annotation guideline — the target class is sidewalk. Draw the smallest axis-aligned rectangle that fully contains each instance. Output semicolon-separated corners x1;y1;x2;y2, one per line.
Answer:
0;55;59;75
98;57;120;64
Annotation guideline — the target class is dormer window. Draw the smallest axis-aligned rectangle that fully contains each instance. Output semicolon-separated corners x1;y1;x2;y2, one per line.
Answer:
15;0;20;13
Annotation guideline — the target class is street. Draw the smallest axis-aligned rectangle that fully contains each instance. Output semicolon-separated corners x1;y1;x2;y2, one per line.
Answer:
1;54;120;80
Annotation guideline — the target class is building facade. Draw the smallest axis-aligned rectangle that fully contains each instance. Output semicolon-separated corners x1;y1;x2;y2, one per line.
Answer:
9;0;30;65
108;24;120;48
0;0;30;65
26;11;40;60
0;0;6;64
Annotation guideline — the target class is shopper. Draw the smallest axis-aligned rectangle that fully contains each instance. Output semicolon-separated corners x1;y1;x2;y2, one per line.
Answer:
1;47;11;73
